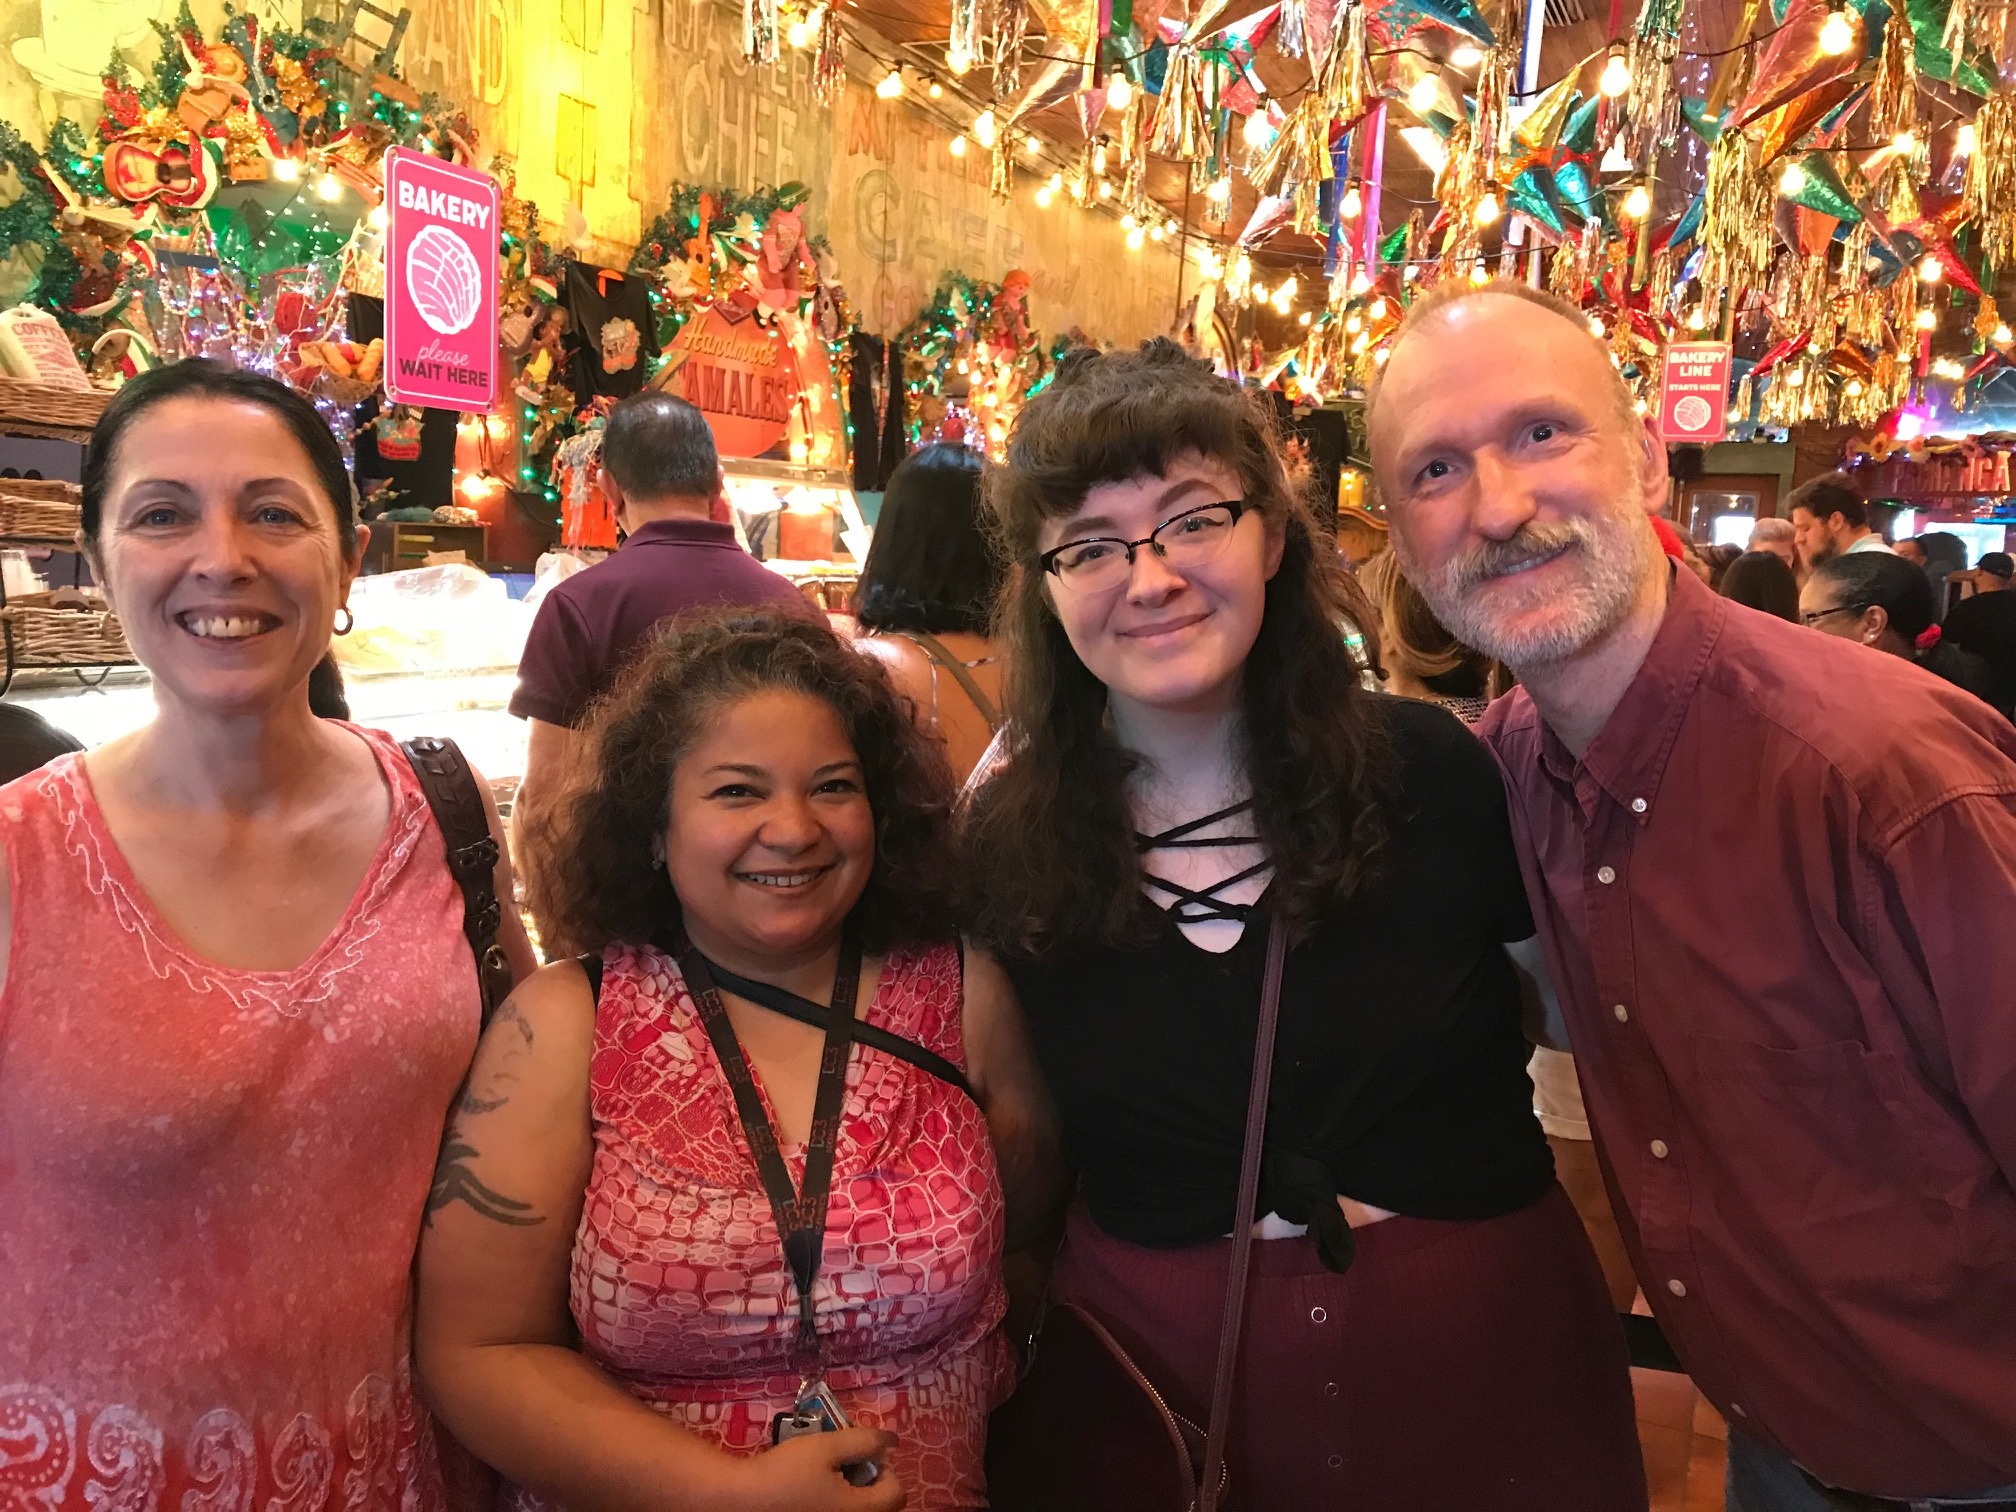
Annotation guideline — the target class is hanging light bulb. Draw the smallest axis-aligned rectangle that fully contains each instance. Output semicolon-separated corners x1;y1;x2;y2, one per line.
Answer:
1298;311;1313;326
1351;269;1374;295
1024;134;1042;158
1469;262;1490;285
1340;181;1363;220
368;204;388;231
1474;188;1502;226
1778;161;1808;196
1587;315;1606;337
928;79;944;98
875;68;904;99
1120;212;1137;231
1107;75;1133;111
1408;74;1441;114
1369;297;1389;321
1818;4;1854;55
1097;179;1114;199
1345;313;1364;334
1233;252;1252;286
1206;174;1231;215
1035;183;1055;208
786;11;820;49
1686;305;1708;331
948;133;968;158
1892;129;1917;155
1916;307;1938;330
1126;226;1146;251
1957;122;1978;156
1622;182;1651;220
1374;346;1392;366
1251;281;1269;303
1150;224;1167;242
1784;367;1805;388
1092;138;1109;176
1845;378;1865;396
1450;43;1486;67
1996;323;2013;344
1599;45;1631;98
1277;276;1299;303
1048;171;1064;191
1919;253;1943;283
973;108;998;148
1243;107;1274;148
272;157;302;183
316;173;341;201
947;43;974;75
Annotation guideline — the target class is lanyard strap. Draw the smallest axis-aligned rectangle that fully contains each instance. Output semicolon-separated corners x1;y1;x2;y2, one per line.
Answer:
680;933;862;1376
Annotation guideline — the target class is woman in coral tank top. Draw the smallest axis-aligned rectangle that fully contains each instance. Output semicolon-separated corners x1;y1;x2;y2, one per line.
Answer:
416;610;1057;1512
0;362;535;1512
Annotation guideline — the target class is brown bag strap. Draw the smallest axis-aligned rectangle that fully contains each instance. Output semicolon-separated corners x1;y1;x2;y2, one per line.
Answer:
898;630;1003;731
401;736;513;1033
1198;914;1290;1512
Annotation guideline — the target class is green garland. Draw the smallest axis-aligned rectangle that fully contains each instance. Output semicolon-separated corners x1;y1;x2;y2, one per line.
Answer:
631;180;813;274
0;123;83;323
143;0;201;111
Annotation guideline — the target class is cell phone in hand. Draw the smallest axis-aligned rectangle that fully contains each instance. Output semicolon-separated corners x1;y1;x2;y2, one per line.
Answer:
770;1381;881;1487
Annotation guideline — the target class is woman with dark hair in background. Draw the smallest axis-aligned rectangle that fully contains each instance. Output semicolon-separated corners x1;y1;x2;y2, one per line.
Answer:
418;609;1056;1512
0;359;535;1512
1718;549;1802;622
1358;549;1505;724
853;443;1005;778
965;340;1643;1508
1801;550;2008;716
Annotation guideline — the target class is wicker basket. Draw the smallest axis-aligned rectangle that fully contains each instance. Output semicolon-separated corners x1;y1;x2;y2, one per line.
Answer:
0;603;132;666
0;377;110;438
0;478;81;502
0;492;83;543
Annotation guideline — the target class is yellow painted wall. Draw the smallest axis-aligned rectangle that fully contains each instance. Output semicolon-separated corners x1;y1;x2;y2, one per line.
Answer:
0;0;1183;343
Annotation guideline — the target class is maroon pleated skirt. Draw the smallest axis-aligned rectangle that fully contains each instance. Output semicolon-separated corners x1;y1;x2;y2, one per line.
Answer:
1048;1185;1648;1511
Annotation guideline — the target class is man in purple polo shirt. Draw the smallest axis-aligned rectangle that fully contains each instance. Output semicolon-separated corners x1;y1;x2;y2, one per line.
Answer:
1369;280;2016;1512
510;392;809;844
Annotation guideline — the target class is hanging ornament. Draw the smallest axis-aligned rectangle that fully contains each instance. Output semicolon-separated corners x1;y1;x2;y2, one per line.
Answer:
995;0;1032;97
1963;91;2016;271
1781;151;1861;223
1470;48;1512;188
813;6;846;101
1869;6;1917;145
1733;0;1864;129
1621;4;1683;161
948;0;984;75
742;0;779;65
1974;293;2002;346
1321;0;1375;122
1278;0;1308;57
1699;131;1775;306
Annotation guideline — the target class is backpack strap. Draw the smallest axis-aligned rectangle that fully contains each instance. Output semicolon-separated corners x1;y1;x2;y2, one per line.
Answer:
401;736;513;1033
580;952;604;1003
897;630;1003;732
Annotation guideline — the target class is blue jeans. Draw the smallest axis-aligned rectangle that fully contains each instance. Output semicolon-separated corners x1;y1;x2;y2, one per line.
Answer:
1728;1431;2016;1511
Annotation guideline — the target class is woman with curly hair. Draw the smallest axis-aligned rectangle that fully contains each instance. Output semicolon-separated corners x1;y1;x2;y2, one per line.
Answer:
966;340;1643;1508
416;608;1057;1512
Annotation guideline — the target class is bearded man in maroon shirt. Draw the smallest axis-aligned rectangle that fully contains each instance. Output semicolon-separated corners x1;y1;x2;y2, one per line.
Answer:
1370;280;2016;1512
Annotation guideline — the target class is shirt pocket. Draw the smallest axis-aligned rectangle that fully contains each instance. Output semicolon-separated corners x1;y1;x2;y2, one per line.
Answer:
1686;1034;1989;1302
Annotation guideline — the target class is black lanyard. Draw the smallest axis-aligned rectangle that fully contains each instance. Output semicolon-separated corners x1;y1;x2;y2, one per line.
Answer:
678;931;861;1378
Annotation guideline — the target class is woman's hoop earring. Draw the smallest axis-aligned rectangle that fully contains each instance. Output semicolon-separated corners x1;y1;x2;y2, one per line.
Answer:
334;607;355;636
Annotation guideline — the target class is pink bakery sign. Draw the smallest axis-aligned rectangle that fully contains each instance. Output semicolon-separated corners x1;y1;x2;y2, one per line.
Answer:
383;148;500;411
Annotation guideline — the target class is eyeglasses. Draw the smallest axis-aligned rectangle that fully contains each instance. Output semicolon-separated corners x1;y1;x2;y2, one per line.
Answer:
1801;603;1870;627
1038;500;1248;593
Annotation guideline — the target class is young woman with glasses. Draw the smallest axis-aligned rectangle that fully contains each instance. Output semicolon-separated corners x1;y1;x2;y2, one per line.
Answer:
964;340;1645;1508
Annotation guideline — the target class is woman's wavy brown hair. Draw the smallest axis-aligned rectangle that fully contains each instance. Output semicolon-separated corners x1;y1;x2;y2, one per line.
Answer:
965;338;1393;959
528;607;960;954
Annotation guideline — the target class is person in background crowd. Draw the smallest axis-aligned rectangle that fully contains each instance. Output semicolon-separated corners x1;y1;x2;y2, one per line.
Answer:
1920;531;1970;614
852;443;1006;779
1787;472;1890;569
0;360;536;1512
1931;550;2016;716
1372;279;2016;1512
1746;515;1798;571
1701;542;1743;593
1800;552;2006;717
1358;548;1505;723
0;700;83;784
510;393;811;879
419;610;1057;1512
1893;537;1928;567
1718;549;1802;622
1358;548;1637;1314
966;339;1645;1509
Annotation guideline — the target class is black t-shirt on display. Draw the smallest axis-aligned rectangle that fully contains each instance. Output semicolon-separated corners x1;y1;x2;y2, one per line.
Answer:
1003;697;1552;1258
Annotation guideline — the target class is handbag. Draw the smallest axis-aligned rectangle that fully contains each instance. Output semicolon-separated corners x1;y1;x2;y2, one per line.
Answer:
986;915;1290;1512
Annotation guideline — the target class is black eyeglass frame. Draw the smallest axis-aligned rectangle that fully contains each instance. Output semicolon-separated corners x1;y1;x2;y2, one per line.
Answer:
1037;499;1250;585
1800;602;1872;627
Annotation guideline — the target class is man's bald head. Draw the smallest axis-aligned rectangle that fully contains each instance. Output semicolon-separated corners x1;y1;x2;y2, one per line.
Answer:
1366;280;1638;441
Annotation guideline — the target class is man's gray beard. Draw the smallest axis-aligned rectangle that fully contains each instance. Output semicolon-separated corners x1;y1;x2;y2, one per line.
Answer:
1396;515;1649;672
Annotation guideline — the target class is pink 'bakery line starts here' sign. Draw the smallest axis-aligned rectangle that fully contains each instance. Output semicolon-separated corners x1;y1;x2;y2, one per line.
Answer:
384;149;500;412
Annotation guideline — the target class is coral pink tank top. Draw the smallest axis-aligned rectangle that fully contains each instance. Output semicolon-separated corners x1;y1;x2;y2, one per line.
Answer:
567;939;1015;1510
0;726;478;1512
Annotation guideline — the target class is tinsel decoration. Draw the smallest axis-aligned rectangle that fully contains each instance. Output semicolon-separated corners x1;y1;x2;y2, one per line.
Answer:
1698;132;1774;305
813;6;846;101
1962;91;2016;270
1648;247;1676;319
1150;46;1208;158
1732;374;1754;427
990;133;1015;200
1322;0;1376;122
1974;294;2001;346
948;0;984;73
1290;99;1334;233
1943;0;1973;58
1278;0;1308;57
1869;7;1917;145
1121;101;1150;218
742;0;780;66
1470;49;1512;188
994;0;1030;98
1622;29;1682;161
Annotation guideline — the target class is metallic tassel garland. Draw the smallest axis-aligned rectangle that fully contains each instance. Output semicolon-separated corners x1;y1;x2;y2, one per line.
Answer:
742;0;779;65
1278;0;1307;58
994;0;1030;98
1964;92;2016;271
813;6;845;101
1870;8;1916;144
1699;131;1775;306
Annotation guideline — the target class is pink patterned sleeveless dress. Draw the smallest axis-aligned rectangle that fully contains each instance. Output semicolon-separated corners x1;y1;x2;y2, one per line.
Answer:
0;726;479;1512
565;939;1014;1510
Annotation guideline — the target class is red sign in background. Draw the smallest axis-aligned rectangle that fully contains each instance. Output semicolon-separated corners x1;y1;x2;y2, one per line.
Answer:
1657;341;1733;444
383;149;500;412
652;304;844;462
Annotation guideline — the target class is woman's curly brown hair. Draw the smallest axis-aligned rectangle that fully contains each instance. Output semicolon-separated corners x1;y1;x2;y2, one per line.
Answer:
965;337;1394;959
527;607;961;954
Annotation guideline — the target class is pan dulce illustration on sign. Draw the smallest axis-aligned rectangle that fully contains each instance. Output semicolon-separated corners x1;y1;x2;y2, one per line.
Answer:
384;149;500;411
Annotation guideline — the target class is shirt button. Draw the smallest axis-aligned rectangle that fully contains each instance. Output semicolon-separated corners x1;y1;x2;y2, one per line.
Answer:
1327;1455;1343;1470
1631;798;1648;813
1613;1003;1630;1022
1596;866;1617;885
1323;1382;1339;1398
1667;1279;1687;1298
1730;1403;1746;1419
1309;1306;1328;1324
1650;1140;1669;1159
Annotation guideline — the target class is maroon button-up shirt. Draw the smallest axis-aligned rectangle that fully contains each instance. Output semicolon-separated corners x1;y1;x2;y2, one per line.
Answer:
1480;566;2016;1498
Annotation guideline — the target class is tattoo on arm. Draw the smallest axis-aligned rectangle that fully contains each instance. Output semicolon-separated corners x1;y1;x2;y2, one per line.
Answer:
426;1136;546;1227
